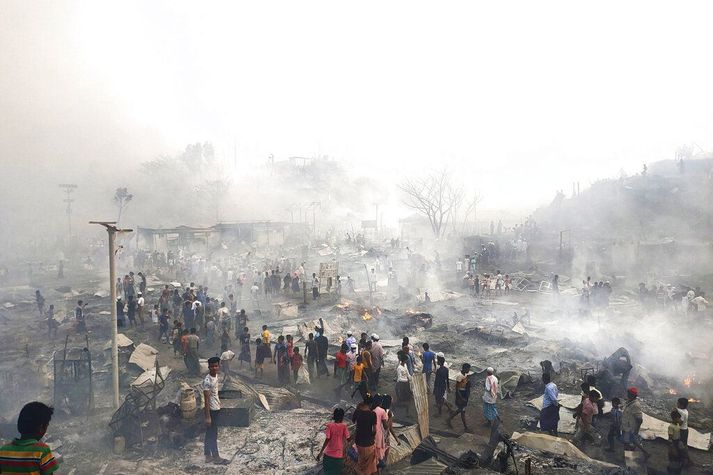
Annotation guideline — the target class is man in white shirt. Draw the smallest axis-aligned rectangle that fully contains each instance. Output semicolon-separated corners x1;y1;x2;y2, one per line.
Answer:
345;331;357;349
202;357;229;465
136;293;145;326
483;367;499;425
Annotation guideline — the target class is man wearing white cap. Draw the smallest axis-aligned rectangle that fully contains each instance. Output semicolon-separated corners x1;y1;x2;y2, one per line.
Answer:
483;367;499;425
345;331;357;350
369;334;384;390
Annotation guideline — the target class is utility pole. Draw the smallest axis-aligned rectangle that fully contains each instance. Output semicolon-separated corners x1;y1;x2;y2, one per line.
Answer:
90;221;132;408
59;184;77;245
309;201;321;237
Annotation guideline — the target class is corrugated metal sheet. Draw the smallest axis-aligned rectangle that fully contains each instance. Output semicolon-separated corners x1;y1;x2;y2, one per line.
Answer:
410;372;429;438
391;458;446;475
387;424;422;465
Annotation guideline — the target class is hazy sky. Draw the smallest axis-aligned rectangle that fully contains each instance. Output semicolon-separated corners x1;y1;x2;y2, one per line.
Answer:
2;0;713;209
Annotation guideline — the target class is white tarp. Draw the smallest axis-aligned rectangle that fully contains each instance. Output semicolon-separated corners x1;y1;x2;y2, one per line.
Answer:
103;333;134;350
129;343;159;371
640;413;710;451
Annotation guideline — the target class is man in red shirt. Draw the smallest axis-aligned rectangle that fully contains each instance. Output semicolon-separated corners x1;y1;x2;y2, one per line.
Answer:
333;343;349;397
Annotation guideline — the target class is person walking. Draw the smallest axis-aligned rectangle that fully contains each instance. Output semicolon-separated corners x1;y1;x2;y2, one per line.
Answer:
421;343;436;392
447;363;472;432
352;395;377;475
433;353;451;416
622;387;649;457
238;327;251;368
369;334;384;389
395;354;412;416
316;408;351;475
540;372;560;435
305;333;317;379
483;367;499;426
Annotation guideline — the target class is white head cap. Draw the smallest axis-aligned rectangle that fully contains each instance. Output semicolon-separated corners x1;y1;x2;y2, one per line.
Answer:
350;343;358;349
347;330;353;336
371;333;379;341
436;352;445;358
487;367;494;373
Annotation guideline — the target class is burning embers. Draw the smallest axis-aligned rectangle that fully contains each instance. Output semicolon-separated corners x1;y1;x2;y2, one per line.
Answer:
667;374;703;403
361;307;382;321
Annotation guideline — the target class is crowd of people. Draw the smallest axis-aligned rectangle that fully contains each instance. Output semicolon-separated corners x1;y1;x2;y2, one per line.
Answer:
459;269;514;297
538;371;694;473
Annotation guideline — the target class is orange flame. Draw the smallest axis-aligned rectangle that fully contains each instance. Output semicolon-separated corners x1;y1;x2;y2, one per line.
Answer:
688;398;701;403
668;388;678;395
362;311;372;321
683;375;695;388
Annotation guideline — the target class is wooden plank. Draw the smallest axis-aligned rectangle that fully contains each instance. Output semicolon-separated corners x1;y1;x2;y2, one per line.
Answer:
410;373;430;438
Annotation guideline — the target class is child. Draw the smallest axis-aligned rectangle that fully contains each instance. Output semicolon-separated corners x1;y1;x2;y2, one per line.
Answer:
286;334;294;359
573;390;600;446
350;355;369;400
151;304;160;324
0;402;60;474
606;397;622;451
158;310;169;344
291;347;303;383
668;410;684;473
676;398;690;466
171;321;183;356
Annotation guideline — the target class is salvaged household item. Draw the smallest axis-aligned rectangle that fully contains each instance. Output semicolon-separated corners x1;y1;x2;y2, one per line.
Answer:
53;335;93;414
109;359;167;447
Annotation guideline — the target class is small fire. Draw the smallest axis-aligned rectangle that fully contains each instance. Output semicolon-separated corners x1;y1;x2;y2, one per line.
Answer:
683;375;696;388
362;311;373;321
669;388;678;395
688;398;701;403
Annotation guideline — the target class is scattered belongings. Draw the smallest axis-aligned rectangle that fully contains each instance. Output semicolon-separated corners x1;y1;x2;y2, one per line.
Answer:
510;432;618;469
410;434;480;469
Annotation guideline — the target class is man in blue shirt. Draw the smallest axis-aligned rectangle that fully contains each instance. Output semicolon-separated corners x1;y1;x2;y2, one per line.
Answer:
540;372;560;435
421;343;437;391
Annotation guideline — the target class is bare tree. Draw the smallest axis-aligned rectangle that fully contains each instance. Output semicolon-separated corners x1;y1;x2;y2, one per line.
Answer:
197;178;232;222
114;187;133;225
399;169;463;239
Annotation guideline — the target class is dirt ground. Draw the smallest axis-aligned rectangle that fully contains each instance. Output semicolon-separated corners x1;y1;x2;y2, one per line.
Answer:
2;263;713;474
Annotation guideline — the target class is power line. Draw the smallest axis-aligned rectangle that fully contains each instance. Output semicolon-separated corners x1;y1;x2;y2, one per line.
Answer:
59;184;77;243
